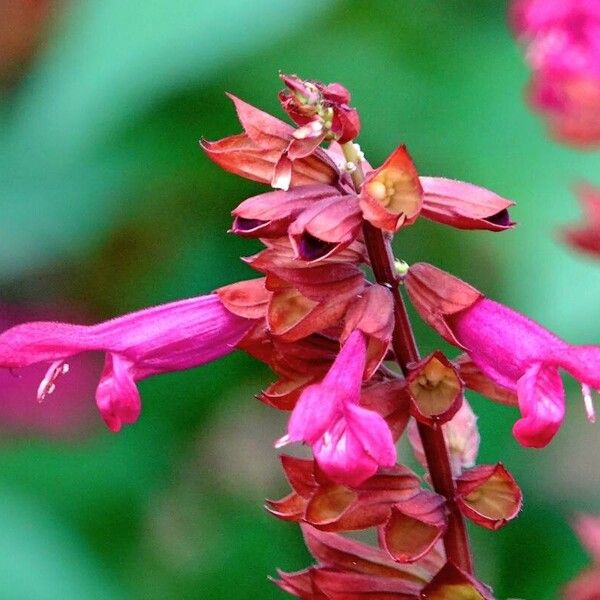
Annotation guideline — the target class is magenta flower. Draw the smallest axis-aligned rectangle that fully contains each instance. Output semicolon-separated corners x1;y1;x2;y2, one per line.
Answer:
511;0;600;146
449;298;600;448
276;330;397;487
0;294;253;432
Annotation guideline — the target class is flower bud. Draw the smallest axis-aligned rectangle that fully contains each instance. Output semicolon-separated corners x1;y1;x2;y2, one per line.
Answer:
231;185;338;238
279;73;361;144
420;176;515;232
288;195;363;262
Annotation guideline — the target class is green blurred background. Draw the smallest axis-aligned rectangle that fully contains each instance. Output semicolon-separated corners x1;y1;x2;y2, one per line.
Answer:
1;1;599;598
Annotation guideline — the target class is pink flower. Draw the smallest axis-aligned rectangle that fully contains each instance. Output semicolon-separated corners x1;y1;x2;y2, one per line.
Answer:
406;263;600;448
0;294;253;432
276;330;396;487
449;298;600;448
511;0;600;146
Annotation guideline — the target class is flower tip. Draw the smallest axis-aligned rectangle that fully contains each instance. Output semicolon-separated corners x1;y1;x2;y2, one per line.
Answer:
512;420;555;449
97;402;125;433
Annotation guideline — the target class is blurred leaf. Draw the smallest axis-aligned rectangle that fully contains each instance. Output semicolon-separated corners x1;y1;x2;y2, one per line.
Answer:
0;491;125;600
0;0;337;280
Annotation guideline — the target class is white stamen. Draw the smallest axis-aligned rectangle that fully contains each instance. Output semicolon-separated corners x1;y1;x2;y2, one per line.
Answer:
293;120;323;140
352;142;364;160
37;360;69;403
344;161;357;173
274;434;291;449
582;383;596;423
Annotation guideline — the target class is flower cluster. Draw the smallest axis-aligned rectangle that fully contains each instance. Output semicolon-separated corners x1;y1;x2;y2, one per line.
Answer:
1;73;598;597
511;0;600;147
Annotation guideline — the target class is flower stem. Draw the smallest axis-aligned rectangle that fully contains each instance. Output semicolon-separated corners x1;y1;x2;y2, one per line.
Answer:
341;142;474;574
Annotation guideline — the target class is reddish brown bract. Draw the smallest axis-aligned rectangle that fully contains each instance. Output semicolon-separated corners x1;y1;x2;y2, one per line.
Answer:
359;146;423;232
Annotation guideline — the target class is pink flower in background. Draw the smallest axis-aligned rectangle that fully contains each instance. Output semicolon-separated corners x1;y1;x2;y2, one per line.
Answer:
511;0;600;146
0;294;253;432
563;514;600;599
276;330;397;487
562;183;600;258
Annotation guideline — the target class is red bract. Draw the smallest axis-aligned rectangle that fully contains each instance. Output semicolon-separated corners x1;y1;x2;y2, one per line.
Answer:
455;463;522;530
267;456;422;533
341;285;395;378
420;177;515;231
511;0;600;147
359;145;423;232
288;195;363;262
421;562;495;599
407;351;463;426
231;185;338;239
265;265;366;342
383;491;447;563
404;262;483;348
275;524;442;599
561;183;600;257
201;94;339;190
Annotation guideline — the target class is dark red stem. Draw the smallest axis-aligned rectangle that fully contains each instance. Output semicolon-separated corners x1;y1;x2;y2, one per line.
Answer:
341;142;473;574
362;222;473;574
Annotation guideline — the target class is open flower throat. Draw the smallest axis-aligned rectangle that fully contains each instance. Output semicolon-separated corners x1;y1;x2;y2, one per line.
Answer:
2;73;595;598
